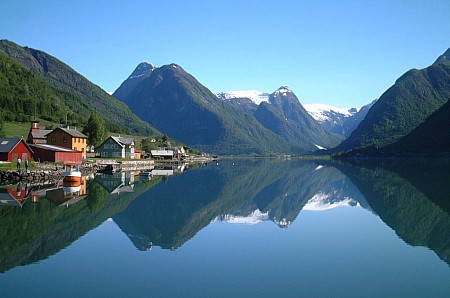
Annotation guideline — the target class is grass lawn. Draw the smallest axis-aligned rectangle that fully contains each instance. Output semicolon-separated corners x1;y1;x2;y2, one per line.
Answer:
0;161;39;171
3;119;55;138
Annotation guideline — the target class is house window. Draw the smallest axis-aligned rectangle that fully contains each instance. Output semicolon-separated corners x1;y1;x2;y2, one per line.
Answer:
63;137;68;143
51;137;56;143
101;152;108;157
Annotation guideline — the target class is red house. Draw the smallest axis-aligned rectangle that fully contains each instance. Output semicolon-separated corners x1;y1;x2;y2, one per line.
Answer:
30;144;82;163
0;138;33;162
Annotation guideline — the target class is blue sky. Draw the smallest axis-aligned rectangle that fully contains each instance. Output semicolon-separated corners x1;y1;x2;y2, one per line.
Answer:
1;0;450;108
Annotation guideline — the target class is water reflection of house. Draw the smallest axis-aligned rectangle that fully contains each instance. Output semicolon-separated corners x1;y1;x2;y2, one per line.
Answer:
0;183;31;206
95;172;135;195
151;169;174;176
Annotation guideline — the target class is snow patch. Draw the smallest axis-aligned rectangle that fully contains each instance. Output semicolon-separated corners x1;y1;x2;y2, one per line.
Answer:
304;192;359;211
305;104;359;122
129;73;149;79
314;144;326;150
218;90;270;105
315;165;325;171
216;209;269;225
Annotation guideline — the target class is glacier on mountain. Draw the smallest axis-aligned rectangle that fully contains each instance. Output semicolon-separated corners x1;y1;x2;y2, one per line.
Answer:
304;104;359;123
217;90;270;105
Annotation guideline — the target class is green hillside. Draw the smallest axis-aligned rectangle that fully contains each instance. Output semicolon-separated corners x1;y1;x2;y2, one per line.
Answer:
385;98;450;156
0;40;159;136
333;48;450;153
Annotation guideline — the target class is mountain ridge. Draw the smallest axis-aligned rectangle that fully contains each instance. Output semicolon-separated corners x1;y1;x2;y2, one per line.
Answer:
333;47;450;153
0;39;159;136
114;63;290;155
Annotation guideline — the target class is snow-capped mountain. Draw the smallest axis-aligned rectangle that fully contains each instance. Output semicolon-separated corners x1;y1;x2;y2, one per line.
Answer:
217;90;270;105
304;102;374;137
303;191;359;211
218;87;374;142
304;104;358;123
215;210;269;225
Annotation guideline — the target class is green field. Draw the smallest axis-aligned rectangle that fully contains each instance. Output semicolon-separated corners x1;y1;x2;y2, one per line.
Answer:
3;120;55;139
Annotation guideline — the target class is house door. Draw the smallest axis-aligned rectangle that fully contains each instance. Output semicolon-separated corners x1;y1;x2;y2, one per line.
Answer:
22;153;28;161
12;153;18;161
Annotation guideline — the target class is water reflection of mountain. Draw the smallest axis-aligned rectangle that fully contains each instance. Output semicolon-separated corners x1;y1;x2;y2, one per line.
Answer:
113;159;367;250
0;176;161;273
336;160;450;266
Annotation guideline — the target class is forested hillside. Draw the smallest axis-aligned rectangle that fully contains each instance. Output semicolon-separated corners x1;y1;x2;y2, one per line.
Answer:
0;40;159;136
333;48;450;153
0;51;86;124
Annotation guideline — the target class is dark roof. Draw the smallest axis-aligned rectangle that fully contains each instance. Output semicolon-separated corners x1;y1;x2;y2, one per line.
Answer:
0;138;33;154
50;127;88;138
111;136;134;146
0;138;21;153
31;129;52;139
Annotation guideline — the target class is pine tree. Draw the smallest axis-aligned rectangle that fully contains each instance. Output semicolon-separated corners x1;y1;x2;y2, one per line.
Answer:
83;111;106;147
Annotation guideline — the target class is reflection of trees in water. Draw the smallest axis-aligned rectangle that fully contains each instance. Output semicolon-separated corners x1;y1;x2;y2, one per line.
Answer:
113;159;363;249
0;178;161;273
86;180;110;213
337;161;450;266
4;159;448;272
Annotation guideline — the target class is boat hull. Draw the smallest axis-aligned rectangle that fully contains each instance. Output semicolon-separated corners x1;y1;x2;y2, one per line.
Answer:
63;176;82;183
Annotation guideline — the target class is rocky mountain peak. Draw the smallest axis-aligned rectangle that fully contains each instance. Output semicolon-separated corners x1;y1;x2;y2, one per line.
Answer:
128;62;155;80
273;86;293;96
434;48;450;64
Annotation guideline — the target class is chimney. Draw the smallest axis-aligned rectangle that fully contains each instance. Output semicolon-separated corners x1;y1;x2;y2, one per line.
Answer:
31;120;40;133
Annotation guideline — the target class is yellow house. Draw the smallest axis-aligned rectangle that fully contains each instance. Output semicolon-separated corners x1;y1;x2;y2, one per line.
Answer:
46;127;88;159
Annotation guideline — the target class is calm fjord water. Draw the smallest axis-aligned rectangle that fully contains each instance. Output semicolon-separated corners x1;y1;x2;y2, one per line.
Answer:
1;159;450;297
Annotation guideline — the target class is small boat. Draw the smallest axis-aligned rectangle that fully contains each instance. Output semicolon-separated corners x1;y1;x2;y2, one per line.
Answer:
62;163;82;183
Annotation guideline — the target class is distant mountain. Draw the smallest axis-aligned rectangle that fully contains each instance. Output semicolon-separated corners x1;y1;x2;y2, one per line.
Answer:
113;62;155;101
334;47;450;153
218;87;343;152
304;102;374;137
221;89;370;143
0;40;159;136
114;63;289;155
253;87;343;152
217;90;269;107
220;96;258;115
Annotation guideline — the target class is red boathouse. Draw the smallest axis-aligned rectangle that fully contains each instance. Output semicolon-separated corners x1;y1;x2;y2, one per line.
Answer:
0;138;33;162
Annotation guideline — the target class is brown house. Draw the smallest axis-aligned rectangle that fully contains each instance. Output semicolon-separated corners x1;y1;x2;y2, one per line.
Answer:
46;127;88;159
27;120;52;144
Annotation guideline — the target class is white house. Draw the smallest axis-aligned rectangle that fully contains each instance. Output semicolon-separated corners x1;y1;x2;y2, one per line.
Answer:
96;136;135;159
